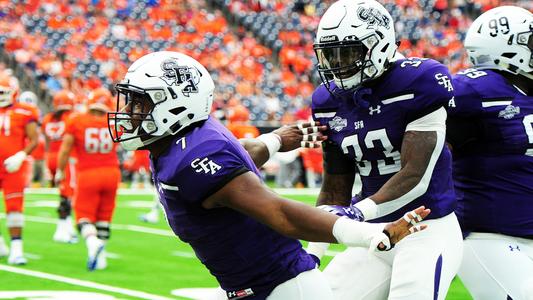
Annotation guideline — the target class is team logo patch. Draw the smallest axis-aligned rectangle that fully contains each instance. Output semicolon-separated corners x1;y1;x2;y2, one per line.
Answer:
498;105;520;119
435;73;453;92
356;7;391;30
191;157;222;175
329;116;347;132
159;59;200;97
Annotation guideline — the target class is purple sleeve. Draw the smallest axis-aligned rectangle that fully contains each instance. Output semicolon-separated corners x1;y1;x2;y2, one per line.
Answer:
403;63;455;123
176;140;251;204
448;74;483;117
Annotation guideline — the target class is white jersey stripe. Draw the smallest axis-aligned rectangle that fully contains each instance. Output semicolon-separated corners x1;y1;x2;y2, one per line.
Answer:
381;93;415;105
481;101;512;107
372;130;446;219
314;112;336;118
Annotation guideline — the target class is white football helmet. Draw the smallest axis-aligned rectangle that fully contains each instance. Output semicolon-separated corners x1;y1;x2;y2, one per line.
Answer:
314;0;398;93
19;91;38;107
108;51;215;150
0;75;19;108
465;6;533;80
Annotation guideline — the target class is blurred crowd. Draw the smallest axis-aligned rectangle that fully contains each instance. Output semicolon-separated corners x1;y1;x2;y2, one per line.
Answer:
0;0;531;188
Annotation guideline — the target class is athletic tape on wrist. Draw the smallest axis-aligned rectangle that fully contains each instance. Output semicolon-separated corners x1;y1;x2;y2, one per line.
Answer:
257;133;282;158
354;198;378;220
332;217;386;248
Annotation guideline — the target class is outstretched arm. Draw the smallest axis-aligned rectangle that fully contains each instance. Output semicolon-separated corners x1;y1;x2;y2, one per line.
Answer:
203;171;429;248
240;121;327;168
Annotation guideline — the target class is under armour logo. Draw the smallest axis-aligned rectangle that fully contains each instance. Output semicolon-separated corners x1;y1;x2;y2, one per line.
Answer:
435;73;453;92
369;105;381;115
509;245;520;251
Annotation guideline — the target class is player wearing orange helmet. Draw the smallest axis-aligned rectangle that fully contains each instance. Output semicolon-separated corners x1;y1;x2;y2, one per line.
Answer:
56;87;120;271
42;89;77;243
0;75;39;265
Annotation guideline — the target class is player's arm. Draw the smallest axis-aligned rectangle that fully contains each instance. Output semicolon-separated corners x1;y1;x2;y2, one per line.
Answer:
2;121;38;173
316;140;356;206
55;133;74;184
23;121;39;155
355;107;446;220
239;121;327;168
203;171;429;248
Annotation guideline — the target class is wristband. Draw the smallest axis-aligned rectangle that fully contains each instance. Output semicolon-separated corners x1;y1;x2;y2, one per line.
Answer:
353;197;378;220
256;133;282;158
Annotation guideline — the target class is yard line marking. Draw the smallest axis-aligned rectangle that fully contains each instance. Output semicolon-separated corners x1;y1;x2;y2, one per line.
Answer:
24;252;42;260
171;288;225;300
0;214;175;237
105;252;121;260
171;251;197;258
0;264;177;300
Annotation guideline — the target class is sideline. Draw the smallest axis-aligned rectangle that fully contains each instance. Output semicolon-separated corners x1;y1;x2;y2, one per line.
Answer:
0;264;177;300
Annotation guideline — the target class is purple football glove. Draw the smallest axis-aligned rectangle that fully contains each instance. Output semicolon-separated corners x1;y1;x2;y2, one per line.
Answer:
317;204;364;221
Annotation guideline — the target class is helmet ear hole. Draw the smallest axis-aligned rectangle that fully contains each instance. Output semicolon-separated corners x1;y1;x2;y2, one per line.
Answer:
169;107;186;115
188;113;194;119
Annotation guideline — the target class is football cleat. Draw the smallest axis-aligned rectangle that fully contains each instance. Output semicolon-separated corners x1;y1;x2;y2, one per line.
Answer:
7;254;27;265
139;210;159;224
87;240;105;271
53;228;78;244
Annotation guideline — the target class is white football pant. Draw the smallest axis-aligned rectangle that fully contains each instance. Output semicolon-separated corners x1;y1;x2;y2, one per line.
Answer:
267;268;334;300
458;232;533;300
323;212;463;300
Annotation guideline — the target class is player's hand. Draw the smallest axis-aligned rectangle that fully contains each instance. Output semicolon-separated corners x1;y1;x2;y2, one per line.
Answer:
273;121;327;151
54;169;65;186
3;151;27;173
317;204;364;221
378;206;430;251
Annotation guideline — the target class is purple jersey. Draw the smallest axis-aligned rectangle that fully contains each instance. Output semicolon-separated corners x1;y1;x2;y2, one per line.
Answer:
448;69;533;238
150;117;316;298
312;58;456;223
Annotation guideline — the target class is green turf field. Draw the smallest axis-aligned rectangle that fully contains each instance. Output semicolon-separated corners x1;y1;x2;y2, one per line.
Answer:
0;189;473;300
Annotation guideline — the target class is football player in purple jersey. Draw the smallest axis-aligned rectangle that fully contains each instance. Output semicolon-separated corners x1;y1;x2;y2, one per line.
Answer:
306;0;463;299
447;6;533;300
107;50;430;300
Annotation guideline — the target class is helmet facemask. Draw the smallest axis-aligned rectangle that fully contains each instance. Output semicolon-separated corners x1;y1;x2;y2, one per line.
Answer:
108;83;160;150
315;39;371;92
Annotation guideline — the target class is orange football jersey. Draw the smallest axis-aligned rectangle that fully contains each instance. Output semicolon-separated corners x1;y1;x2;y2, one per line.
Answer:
226;123;260;139
0;103;39;160
42;110;72;153
65;112;118;171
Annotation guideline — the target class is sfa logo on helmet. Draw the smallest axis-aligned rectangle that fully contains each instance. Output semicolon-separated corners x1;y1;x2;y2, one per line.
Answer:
159;59;200;97
356;7;390;30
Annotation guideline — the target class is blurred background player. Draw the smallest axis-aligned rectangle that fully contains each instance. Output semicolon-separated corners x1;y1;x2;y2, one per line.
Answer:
225;103;260;139
56;87;119;271
123;149;161;224
18;90;46;187
447;6;533;300
0;73;39;265
42;89;77;243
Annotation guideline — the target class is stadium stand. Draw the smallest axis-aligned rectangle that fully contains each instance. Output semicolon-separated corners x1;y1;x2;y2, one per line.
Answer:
0;0;531;126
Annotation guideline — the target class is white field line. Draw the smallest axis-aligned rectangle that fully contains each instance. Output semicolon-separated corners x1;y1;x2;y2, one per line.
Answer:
0;213;175;237
0;264;178;300
24;187;321;196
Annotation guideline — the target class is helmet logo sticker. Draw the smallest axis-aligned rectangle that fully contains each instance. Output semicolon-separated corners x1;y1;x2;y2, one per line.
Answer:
356;6;390;30
159;59;200;97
